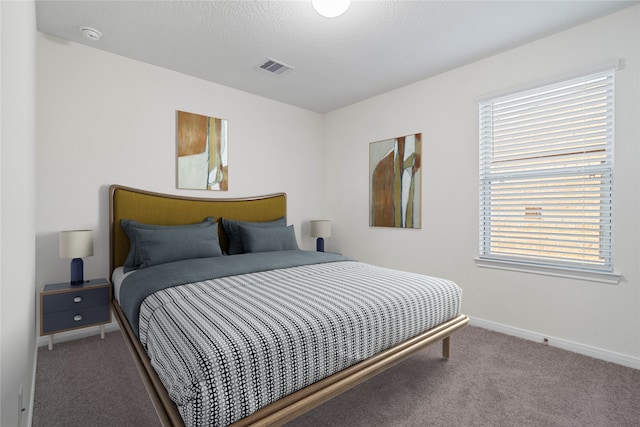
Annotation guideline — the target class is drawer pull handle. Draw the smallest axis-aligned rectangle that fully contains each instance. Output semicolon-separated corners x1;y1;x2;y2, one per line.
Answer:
73;296;82;303
74;315;83;322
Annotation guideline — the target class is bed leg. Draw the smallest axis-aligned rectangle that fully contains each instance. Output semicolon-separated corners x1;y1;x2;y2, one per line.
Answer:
442;336;450;359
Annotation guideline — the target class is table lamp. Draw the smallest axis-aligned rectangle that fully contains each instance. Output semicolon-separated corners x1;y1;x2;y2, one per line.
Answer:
59;230;94;285
310;220;331;252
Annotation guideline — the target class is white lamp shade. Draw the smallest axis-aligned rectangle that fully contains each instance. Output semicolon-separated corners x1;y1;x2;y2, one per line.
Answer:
59;230;94;259
310;220;331;238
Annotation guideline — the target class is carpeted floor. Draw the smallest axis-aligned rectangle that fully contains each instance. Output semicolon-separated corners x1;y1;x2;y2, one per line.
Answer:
33;326;640;427
33;332;158;427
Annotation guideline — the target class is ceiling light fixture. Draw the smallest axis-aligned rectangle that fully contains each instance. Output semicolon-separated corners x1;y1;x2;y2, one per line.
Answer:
312;0;350;18
80;26;102;41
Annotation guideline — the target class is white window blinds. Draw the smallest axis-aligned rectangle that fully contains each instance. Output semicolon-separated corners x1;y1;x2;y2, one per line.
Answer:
479;69;614;273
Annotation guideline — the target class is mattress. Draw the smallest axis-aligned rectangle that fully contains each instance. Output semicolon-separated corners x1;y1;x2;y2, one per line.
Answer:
112;266;134;302
119;252;462;426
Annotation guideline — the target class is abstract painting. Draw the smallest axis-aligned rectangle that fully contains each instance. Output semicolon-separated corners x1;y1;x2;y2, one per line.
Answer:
177;110;228;190
370;133;421;228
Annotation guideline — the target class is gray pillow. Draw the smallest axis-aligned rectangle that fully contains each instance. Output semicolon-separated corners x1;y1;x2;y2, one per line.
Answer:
121;218;219;271
221;217;286;255
237;224;298;253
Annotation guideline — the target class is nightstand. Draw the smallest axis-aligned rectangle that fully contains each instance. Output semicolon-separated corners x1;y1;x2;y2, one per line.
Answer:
40;278;112;350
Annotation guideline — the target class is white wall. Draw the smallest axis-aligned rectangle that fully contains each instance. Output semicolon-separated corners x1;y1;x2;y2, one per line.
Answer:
1;1;37;426
324;6;640;362
36;34;326;291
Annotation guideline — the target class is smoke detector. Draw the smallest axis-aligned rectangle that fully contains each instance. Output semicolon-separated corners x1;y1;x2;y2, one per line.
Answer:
80;27;102;41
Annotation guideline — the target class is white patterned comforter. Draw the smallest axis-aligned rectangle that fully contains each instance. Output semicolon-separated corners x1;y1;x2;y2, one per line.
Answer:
138;260;462;426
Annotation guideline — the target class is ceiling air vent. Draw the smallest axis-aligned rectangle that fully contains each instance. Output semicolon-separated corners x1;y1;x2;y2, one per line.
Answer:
259;58;294;75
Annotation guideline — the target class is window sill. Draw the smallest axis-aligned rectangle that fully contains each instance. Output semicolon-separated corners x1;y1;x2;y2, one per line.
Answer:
474;257;622;284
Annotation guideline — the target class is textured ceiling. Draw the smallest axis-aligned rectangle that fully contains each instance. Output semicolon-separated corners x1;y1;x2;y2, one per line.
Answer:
35;1;637;113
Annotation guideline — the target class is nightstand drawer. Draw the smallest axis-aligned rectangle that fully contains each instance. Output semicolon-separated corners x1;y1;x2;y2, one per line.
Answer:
42;287;109;314
42;304;110;334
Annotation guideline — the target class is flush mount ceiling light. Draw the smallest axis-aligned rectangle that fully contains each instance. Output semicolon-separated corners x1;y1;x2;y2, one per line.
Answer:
80;26;102;41
312;0;350;18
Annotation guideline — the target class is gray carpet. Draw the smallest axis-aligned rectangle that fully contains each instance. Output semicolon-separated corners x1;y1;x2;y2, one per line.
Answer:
33;326;640;427
33;332;158;427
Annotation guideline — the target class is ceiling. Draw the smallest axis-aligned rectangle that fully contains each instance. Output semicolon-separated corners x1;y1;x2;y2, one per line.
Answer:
35;1;637;113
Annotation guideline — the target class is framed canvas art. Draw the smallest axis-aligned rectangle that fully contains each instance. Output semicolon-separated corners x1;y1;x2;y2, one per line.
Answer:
369;133;421;228
177;110;228;190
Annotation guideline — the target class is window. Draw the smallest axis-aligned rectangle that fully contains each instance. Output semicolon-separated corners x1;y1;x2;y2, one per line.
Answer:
479;69;614;274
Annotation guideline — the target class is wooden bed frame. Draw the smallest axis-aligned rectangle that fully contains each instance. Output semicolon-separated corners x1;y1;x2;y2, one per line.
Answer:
109;184;469;427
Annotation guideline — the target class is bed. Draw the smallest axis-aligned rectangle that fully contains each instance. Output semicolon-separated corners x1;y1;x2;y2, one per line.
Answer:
109;184;469;427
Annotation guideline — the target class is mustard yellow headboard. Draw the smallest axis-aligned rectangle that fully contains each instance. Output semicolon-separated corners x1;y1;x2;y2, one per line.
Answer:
109;185;287;276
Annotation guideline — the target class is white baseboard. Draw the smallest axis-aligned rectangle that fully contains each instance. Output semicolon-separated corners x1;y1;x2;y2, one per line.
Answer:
469;316;640;370
36;321;121;348
25;344;38;427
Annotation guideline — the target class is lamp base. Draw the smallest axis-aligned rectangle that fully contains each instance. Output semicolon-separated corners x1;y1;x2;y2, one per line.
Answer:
316;237;325;252
70;258;84;285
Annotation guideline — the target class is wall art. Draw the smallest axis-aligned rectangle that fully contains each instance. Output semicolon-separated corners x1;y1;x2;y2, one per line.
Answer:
369;133;421;228
177;110;228;190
